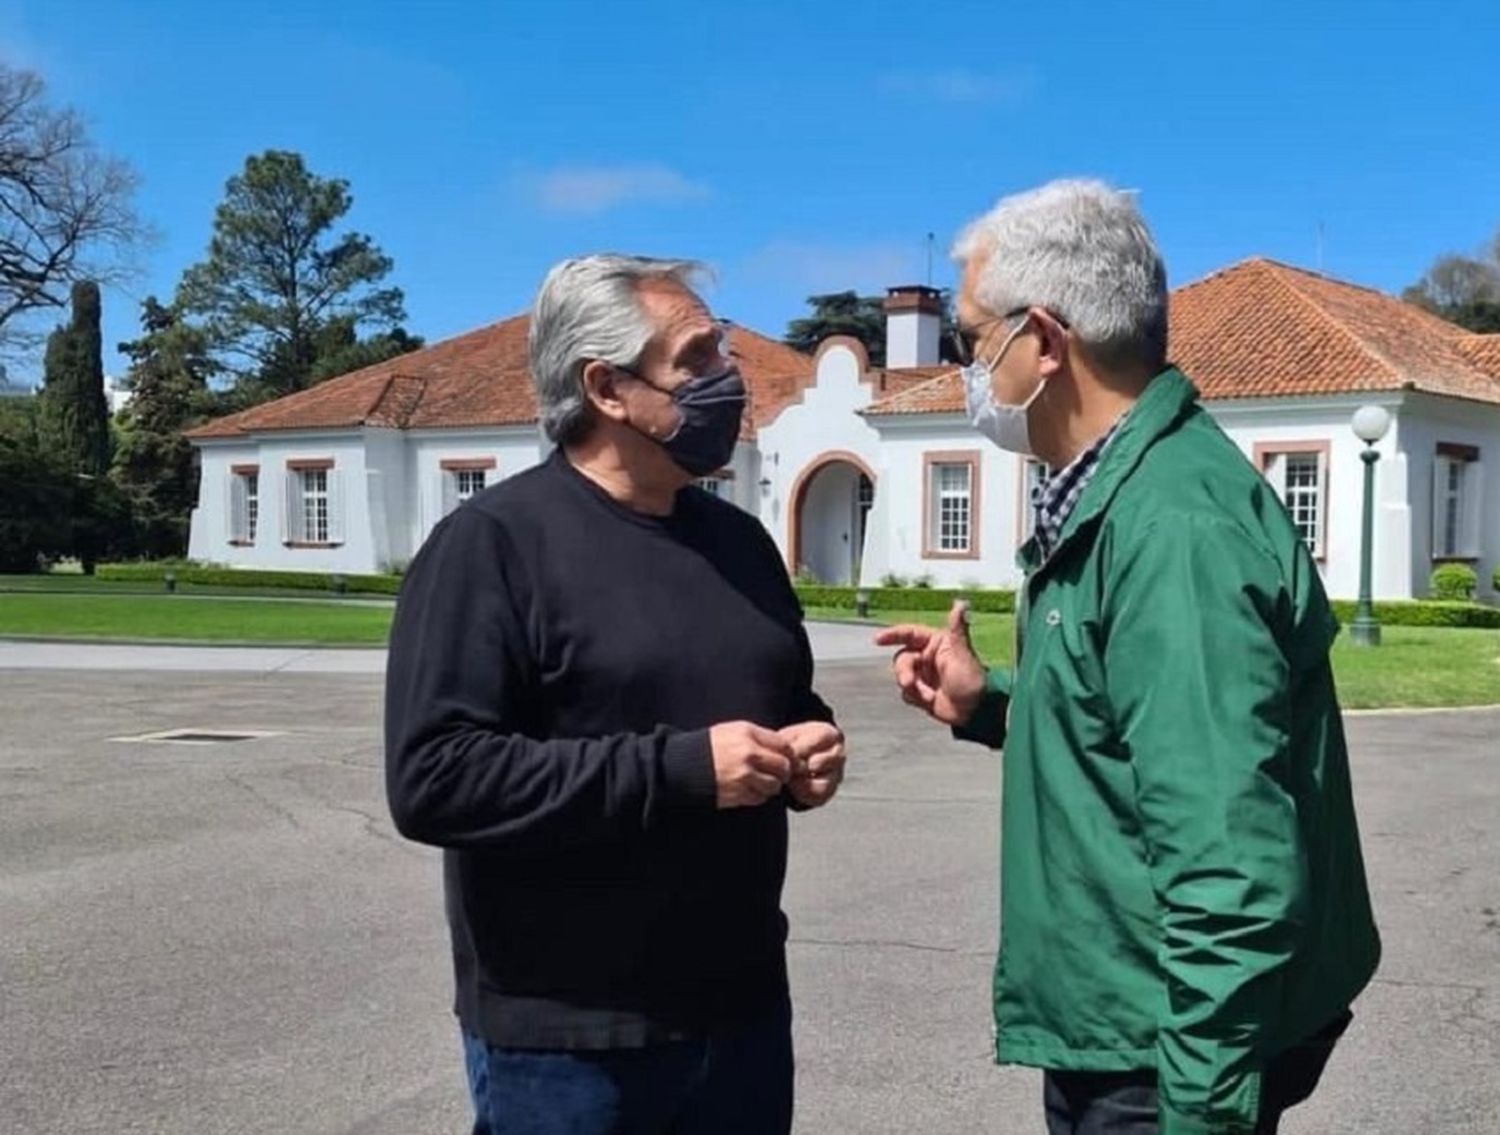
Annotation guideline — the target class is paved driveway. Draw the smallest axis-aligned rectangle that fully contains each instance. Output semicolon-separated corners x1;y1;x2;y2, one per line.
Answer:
1;659;1495;1133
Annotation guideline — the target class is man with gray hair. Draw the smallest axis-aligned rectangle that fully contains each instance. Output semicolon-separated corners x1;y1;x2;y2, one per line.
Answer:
878;181;1379;1134
385;255;844;1134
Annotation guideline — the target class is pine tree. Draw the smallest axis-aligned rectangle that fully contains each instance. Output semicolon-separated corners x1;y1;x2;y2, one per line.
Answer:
111;297;218;558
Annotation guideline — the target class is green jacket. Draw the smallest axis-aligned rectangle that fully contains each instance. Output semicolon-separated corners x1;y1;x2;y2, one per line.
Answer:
957;368;1380;1134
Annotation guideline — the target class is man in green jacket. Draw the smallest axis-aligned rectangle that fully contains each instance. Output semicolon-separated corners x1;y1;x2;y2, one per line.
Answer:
877;180;1380;1134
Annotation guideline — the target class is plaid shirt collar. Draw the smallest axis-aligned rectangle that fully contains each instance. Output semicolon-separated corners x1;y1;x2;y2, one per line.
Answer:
1030;417;1126;557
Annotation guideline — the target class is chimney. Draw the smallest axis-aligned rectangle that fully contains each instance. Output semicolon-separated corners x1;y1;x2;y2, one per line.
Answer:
883;285;943;368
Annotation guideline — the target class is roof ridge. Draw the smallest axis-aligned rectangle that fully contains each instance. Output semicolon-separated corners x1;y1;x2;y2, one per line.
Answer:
369;372;430;428
1255;261;1403;384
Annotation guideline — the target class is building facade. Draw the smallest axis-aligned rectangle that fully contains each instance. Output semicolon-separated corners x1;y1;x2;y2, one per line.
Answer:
188;260;1500;600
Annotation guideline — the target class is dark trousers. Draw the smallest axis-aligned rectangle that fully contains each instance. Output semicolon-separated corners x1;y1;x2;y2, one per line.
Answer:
461;1000;793;1135
1043;1011;1351;1135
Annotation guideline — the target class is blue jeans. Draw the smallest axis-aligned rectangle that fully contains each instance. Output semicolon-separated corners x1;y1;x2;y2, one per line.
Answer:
461;1002;794;1135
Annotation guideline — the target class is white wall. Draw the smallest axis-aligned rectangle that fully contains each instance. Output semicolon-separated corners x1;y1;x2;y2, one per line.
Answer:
191;426;545;574
860;393;1443;598
1393;394;1500;599
1208;395;1409;600
754;344;883;570
190;432;374;572
406;427;545;560
864;416;1028;588
188;440;260;564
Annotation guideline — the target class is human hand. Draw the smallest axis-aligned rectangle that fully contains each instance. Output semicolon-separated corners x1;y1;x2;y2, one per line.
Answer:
779;720;845;809
873;599;987;726
709;721;796;809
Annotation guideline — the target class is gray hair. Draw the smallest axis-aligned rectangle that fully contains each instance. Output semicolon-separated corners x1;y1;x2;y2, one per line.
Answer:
952;179;1168;372
528;254;707;444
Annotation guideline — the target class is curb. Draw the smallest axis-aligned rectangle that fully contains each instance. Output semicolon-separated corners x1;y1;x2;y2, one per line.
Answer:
0;634;387;651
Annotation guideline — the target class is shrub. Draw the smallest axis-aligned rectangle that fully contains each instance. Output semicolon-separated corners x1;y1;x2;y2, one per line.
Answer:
1429;563;1478;602
879;572;908;588
97;560;402;596
796;585;1015;615
1492;564;1500;595
912;573;934;589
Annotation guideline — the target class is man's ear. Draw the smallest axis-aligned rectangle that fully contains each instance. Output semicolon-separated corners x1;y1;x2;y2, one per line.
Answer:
1033;309;1069;378
581;360;631;423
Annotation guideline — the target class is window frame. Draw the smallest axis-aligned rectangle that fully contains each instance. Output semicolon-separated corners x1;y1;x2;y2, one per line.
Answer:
228;464;259;546
1432;442;1482;562
283;458;341;548
1253;441;1330;562
922;450;982;560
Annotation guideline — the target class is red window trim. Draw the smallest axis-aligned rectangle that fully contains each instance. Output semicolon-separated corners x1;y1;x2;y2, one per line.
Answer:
439;457;498;471
1252;440;1331;563
922;450;982;561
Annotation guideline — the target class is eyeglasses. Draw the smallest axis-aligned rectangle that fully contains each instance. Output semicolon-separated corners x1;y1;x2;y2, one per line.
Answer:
948;306;1069;367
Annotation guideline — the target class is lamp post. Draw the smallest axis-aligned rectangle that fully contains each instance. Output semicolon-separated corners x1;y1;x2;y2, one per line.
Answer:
1349;405;1392;646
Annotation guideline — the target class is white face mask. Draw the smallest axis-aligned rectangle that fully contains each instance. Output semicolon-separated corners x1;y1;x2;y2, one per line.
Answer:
962;317;1046;455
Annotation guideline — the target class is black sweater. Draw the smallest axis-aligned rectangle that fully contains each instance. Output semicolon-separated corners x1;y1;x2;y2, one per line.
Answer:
384;450;831;1048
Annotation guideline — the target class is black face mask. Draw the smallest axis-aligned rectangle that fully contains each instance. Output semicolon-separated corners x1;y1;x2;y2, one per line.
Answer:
637;368;747;477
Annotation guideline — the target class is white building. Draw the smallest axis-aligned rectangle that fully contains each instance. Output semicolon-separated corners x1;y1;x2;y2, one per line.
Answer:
187;259;1500;600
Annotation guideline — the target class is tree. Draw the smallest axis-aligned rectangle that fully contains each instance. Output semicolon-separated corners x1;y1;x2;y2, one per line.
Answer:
784;290;962;367
39;280;109;476
785;291;890;364
111;297;218;558
1403;230;1500;333
177;150;410;399
307;318;423;385
0;65;141;352
36;281;130;573
0;396;72;571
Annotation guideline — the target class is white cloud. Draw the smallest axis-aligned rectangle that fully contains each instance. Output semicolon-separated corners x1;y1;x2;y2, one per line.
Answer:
740;240;930;295
524;164;711;216
878;67;1037;106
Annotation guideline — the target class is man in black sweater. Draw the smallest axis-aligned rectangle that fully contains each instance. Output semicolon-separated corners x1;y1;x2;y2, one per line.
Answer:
385;255;844;1135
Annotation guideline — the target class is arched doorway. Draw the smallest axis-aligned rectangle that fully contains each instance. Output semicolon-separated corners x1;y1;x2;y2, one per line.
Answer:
788;452;876;585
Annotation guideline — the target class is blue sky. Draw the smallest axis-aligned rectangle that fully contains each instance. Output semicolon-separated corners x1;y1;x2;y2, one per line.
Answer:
3;0;1498;381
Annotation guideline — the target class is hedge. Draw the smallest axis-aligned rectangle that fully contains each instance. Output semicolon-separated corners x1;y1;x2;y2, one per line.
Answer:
96;562;402;596
1328;599;1500;629
795;585;1015;614
795;586;1496;628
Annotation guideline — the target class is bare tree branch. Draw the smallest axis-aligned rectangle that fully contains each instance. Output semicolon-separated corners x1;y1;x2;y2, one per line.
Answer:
0;64;143;352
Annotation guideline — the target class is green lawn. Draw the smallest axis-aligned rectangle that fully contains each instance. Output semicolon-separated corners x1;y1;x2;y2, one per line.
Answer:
0;573;392;602
2;594;1496;708
0;594;393;644
806;607;1500;710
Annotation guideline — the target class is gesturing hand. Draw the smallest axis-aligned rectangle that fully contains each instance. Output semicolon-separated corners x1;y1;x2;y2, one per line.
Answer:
709;721;795;809
779;720;845;809
873;599;987;727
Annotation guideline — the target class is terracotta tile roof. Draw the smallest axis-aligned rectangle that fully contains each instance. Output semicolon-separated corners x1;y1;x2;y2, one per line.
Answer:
1457;334;1500;379
864;258;1500;417
187;316;813;441
730;328;817;440
863;369;966;416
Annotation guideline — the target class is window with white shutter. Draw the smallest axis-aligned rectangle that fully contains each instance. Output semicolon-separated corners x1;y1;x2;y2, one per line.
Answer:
284;461;338;545
1432;446;1482;559
439;460;496;516
227;467;259;544
1256;443;1329;559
